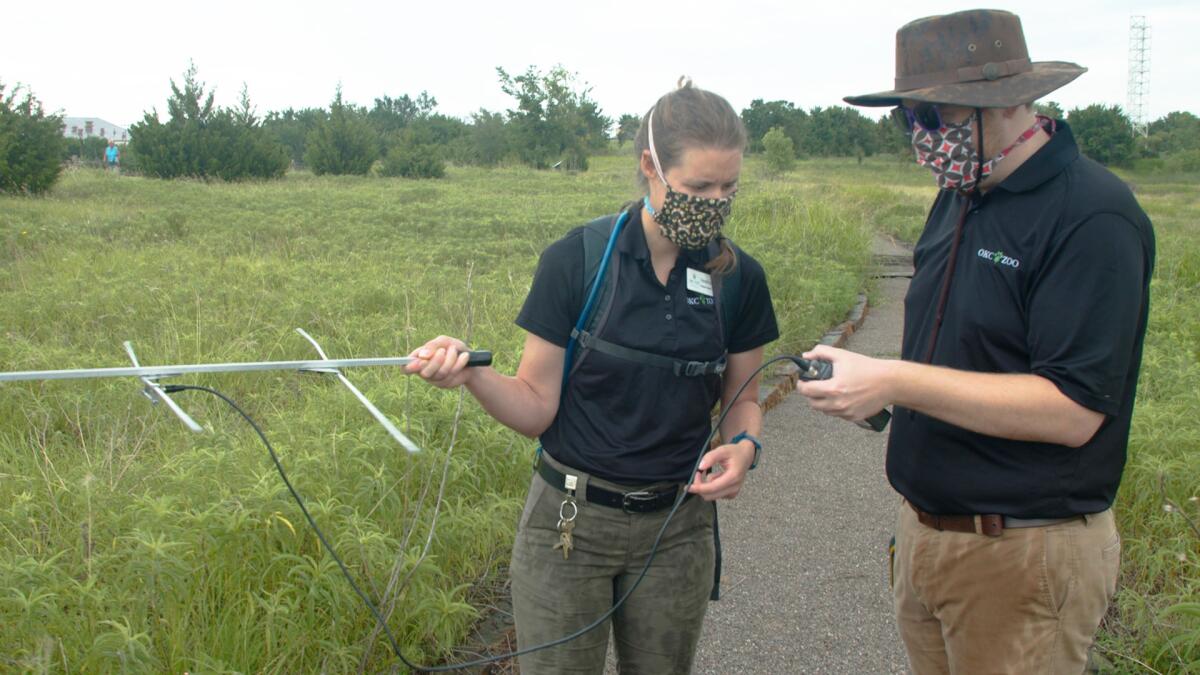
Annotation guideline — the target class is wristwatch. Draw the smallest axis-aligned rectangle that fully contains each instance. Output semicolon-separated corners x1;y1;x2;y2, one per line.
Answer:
730;431;762;470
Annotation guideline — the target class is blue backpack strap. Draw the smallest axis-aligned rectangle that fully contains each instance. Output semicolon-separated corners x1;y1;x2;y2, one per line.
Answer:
562;212;626;391
563;219;745;395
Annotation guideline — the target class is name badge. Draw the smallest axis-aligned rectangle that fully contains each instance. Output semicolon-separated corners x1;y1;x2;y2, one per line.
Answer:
687;268;714;297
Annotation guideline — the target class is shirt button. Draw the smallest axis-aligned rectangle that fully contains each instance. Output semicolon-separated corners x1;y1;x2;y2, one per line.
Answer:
665;314;673;320
664;295;671;302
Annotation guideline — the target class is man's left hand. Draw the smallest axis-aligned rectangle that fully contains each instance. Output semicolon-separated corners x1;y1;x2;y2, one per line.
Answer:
796;344;895;423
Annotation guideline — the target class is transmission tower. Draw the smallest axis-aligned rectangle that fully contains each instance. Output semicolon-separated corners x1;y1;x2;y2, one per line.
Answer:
1127;16;1151;137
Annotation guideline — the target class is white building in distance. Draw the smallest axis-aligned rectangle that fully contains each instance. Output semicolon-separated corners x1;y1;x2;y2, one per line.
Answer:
62;117;129;143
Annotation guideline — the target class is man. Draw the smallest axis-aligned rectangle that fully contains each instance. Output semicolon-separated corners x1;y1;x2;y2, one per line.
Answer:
105;141;119;172
797;9;1155;674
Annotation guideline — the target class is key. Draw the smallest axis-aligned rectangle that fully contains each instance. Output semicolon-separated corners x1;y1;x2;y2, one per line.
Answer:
553;517;575;560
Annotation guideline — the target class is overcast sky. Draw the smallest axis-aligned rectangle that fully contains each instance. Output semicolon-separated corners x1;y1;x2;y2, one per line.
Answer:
5;0;1196;129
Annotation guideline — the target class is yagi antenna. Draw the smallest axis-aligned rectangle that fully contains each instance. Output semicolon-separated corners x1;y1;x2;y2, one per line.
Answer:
295;328;421;453
124;340;205;432
0;331;493;450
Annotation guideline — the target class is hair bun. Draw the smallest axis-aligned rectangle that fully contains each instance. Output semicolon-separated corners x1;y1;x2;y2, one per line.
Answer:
677;76;693;89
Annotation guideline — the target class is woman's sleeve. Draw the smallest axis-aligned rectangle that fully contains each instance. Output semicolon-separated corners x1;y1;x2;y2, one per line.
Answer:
727;252;779;354
515;230;585;348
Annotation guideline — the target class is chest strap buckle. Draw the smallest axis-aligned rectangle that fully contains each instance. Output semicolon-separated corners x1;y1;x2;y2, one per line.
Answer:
675;358;727;377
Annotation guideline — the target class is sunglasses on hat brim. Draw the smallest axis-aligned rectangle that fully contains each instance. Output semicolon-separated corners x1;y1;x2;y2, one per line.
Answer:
890;103;944;133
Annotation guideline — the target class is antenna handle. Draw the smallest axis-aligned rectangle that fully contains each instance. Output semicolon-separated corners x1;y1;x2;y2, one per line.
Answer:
466;351;493;367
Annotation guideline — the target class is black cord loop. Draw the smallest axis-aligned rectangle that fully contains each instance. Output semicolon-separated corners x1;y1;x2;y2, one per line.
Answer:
167;354;790;671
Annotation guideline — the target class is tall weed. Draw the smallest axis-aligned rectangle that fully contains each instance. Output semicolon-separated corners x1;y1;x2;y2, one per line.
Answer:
1094;173;1200;673
0;156;889;670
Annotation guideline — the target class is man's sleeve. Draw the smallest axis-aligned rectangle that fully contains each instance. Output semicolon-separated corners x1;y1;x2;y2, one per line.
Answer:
1026;213;1149;416
515;233;583;348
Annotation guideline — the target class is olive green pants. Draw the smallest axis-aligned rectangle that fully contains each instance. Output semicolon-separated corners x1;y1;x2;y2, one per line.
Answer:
510;453;715;675
893;501;1120;674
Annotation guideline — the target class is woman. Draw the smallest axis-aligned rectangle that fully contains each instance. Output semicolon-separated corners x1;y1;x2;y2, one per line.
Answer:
406;80;778;674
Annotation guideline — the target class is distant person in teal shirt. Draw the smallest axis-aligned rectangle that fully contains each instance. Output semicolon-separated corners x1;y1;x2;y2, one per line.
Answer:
105;141;119;172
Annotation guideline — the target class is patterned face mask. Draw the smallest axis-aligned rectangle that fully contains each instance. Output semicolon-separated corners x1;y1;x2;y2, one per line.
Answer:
913;112;1048;193
643;189;735;250
644;109;736;250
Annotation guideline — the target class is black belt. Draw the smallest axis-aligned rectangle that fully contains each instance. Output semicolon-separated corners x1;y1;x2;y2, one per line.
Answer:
536;456;686;514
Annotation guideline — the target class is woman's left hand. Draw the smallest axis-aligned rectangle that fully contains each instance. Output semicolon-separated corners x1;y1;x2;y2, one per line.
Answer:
687;441;756;501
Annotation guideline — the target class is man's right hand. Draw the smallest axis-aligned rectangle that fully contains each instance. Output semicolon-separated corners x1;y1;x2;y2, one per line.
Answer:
406;335;476;389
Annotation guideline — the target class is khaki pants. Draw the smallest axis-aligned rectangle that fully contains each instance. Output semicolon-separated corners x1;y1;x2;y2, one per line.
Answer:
510;453;715;675
893;501;1121;674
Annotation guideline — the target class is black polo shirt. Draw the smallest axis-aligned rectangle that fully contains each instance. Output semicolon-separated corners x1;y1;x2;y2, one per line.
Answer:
517;207;779;483
889;121;1156;518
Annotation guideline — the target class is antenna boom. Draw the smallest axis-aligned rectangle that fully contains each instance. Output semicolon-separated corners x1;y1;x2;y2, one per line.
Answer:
0;353;493;383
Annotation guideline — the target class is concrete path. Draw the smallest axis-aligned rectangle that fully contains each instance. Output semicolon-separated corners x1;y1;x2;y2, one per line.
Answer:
689;236;913;674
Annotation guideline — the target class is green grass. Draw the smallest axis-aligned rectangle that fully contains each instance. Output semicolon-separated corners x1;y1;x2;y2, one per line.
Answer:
4;156;1191;673
754;155;935;246
1092;170;1200;674
0;156;894;672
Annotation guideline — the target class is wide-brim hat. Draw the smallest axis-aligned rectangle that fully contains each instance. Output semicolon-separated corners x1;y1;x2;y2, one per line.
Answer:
844;9;1087;108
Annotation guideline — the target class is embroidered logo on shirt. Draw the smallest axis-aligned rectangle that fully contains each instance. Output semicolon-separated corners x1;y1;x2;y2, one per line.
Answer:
977;248;1021;269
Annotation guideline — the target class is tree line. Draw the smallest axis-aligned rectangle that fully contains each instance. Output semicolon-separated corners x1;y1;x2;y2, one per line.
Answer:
2;65;1199;195
749;97;1200;174
123;63;612;182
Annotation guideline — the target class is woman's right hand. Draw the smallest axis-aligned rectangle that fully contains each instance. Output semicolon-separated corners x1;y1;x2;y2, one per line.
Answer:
405;335;477;389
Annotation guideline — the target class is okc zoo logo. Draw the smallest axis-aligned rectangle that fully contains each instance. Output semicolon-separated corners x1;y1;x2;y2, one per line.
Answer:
977;248;1021;269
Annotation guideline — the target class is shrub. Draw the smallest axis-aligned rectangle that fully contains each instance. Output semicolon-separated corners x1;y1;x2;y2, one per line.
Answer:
496;65;605;171
1131;157;1166;174
1068;104;1136;166
762;126;796;175
442;135;478;166
1168;149;1200;173
469;109;510;166
263;108;326;168
742;99;806;153
0;82;67;195
368;92;437;152
876;115;912;158
379;127;445;179
616;113;640;147
118;142;141;174
62;136;110;164
128;66;289;180
304;89;378;176
1147;111;1200;155
802;106;880;158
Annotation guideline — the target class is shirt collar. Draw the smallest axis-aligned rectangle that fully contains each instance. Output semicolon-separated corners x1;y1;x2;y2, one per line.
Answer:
617;205;650;260
617;205;715;265
995;120;1080;194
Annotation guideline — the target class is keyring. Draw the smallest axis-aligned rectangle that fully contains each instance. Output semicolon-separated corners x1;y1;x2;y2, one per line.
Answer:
559;498;578;522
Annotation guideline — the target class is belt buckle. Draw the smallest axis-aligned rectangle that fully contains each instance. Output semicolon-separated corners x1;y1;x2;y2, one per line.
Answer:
621;490;658;513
